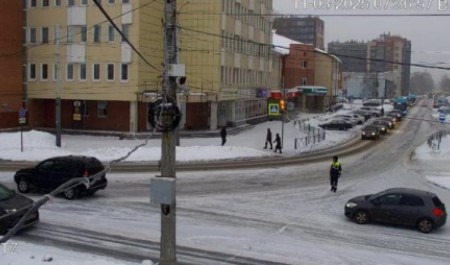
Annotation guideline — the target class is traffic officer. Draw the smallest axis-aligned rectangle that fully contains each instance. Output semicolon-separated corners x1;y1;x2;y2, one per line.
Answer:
330;155;342;192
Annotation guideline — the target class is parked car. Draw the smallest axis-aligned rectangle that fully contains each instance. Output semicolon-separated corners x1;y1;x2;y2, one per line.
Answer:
361;125;381;140
369;120;389;134
319;119;353;130
345;188;447;233
333;115;359;126
362;99;382;107
0;183;39;235
14;155;107;200
360;106;381;117
335;114;365;125
351;110;372;121
374;118;394;129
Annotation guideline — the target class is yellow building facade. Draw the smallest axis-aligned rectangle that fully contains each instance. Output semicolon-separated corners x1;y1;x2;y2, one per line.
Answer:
25;0;275;133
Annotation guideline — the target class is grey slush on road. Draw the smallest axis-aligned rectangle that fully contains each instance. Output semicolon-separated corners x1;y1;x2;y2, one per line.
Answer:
345;188;447;233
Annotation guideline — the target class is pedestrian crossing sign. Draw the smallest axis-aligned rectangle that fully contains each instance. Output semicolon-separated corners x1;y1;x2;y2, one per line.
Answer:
269;103;279;115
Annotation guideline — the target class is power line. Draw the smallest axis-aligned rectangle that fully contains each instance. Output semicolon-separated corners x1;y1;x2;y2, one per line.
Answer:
91;0;161;72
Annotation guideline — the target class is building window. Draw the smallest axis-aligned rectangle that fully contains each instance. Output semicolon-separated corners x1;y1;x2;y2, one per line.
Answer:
121;64;128;81
93;64;100;80
42;27;49;43
55;0;61;6
29;64;37;80
29;28;36;43
107;64;114;81
108;25;115;42
80;64;87;80
122;0;129;3
302;78;307;85
41;64;48;80
121;24;130;41
30;0;37;7
81;0;87;5
42;0;49;7
81;26;87;42
108;0;115;4
93;25;101;43
301;60;307;68
67;64;74;80
68;0;75;6
97;101;108;118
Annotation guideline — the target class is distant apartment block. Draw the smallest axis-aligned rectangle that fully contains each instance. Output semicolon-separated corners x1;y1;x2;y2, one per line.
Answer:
368;33;411;95
273;16;324;50
328;41;368;72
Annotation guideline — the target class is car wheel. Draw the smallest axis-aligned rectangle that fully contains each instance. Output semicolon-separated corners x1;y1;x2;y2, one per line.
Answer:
17;178;30;193
358;121;363;125
63;188;77;200
417;218;434;233
354;210;370;224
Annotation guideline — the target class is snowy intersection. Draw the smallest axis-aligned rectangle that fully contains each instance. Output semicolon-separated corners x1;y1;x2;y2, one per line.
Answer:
2;101;450;264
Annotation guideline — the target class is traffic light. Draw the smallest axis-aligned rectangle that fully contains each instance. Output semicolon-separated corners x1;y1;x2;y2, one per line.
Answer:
280;99;285;112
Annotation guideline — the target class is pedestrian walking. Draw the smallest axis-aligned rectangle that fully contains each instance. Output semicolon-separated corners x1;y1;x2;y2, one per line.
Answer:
273;133;282;154
220;126;227;146
264;128;273;149
329;155;342;192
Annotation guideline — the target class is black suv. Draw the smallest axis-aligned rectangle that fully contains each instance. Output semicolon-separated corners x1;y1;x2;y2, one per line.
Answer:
14;156;107;200
345;188;447;233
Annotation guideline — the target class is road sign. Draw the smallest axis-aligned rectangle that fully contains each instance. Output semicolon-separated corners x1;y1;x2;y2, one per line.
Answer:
439;113;446;123
19;118;26;124
19;107;26;118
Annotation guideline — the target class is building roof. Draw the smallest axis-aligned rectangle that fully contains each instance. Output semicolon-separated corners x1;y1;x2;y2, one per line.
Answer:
272;31;342;63
272;30;303;55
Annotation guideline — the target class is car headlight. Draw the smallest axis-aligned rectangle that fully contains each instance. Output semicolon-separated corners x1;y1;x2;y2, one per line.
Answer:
5;208;17;214
382;128;385;131
372;132;375;135
362;132;365;135
346;202;357;208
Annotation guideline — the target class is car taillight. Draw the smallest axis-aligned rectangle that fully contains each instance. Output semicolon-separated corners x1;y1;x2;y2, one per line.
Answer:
83;170;89;177
432;208;445;217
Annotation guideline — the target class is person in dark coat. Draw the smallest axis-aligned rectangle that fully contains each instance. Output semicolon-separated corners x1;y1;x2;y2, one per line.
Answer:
220;126;227;146
329;155;342;192
264;128;273;149
273;133;282;154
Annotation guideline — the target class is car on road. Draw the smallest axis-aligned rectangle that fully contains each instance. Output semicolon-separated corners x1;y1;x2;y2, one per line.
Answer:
345;188;447;233
387;112;402;121
374;118;395;129
319;119;353;130
369;120;389;134
0;183;39;235
14;155;107;200
361;125;381;140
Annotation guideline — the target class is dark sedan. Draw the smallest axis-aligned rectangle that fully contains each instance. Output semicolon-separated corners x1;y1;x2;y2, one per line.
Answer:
319;119;353;130
345;188;447;233
0;184;39;235
361;125;381;140
374;118;395;129
369;120;389;134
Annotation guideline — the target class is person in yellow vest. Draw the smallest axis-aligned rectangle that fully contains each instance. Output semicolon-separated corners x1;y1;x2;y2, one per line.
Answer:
330;155;342;192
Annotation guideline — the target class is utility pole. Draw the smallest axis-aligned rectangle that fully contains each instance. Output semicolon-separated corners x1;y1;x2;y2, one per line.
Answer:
160;1;178;264
55;24;62;147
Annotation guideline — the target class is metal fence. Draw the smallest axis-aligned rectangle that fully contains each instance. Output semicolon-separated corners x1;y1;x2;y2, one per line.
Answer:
427;130;449;151
293;118;326;149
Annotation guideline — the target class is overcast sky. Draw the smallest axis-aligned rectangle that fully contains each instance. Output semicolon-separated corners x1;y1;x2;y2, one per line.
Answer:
273;0;450;84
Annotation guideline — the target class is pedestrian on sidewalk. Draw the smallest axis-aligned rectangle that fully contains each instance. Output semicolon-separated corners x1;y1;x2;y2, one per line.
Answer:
330;155;342;192
264;128;273;149
273;133;282;154
220;126;227;146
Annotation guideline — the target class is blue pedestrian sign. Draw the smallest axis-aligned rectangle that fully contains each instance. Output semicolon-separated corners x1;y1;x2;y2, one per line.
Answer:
439;113;446;123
